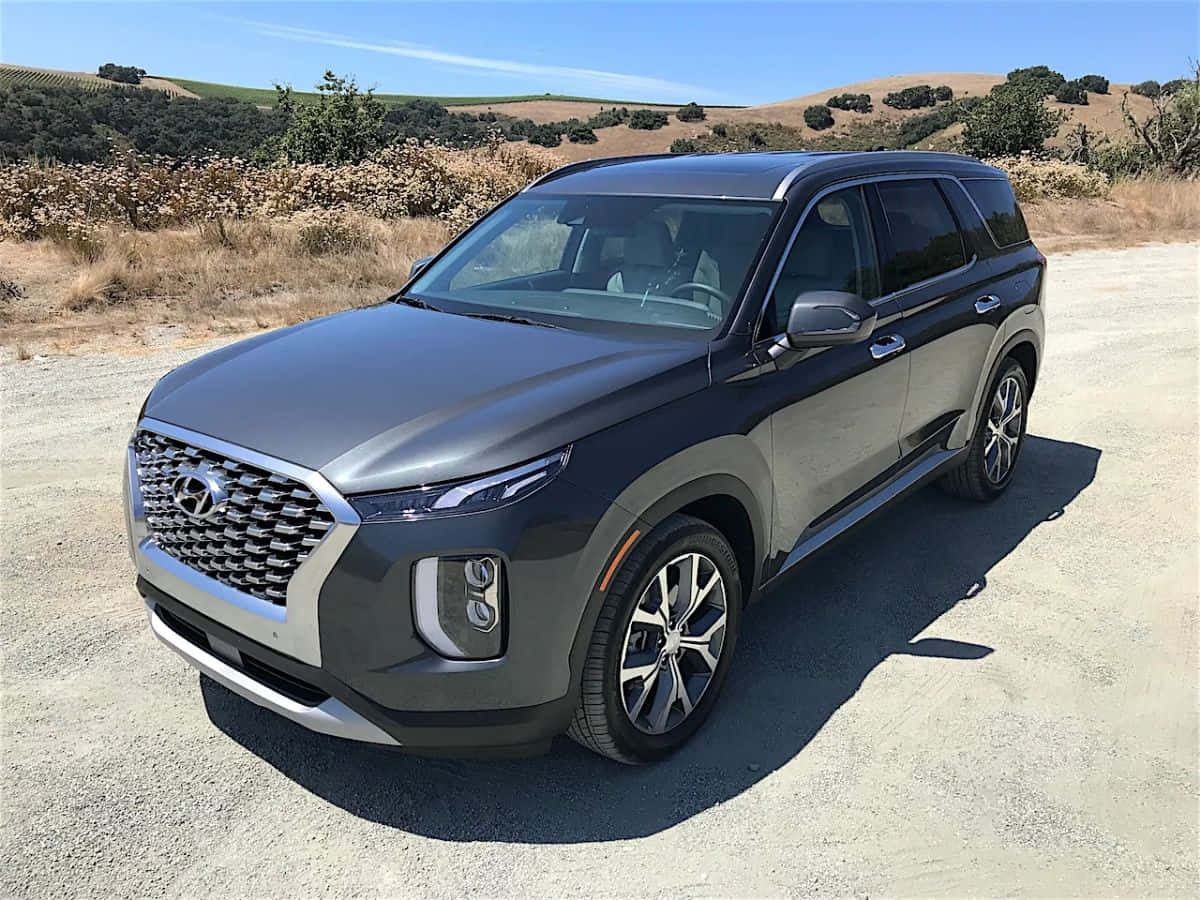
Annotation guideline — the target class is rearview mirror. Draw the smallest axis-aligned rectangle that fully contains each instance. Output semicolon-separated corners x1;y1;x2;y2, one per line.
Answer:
784;290;876;349
409;255;434;279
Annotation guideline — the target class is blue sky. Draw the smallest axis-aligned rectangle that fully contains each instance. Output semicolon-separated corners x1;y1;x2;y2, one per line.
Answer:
2;2;1195;104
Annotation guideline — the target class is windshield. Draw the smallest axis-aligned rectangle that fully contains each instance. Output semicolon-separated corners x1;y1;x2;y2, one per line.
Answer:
408;193;779;337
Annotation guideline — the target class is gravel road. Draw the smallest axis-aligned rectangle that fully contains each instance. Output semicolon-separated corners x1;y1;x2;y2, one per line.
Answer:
2;242;1197;897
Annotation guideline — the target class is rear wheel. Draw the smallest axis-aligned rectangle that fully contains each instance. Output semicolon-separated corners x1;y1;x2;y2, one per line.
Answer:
568;514;741;764
940;358;1029;501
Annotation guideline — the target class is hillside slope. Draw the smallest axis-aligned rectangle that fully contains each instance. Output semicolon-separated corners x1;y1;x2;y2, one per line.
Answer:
0;63;198;98
460;73;1156;161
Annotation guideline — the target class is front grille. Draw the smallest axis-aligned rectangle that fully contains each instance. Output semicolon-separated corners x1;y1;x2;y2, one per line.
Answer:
134;430;336;605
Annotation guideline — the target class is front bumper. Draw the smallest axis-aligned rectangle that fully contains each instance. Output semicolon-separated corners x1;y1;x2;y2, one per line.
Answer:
127;420;642;752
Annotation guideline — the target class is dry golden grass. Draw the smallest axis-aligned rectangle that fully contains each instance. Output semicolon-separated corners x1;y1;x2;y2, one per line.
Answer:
1;214;451;354
1023;178;1200;252
1;178;1194;356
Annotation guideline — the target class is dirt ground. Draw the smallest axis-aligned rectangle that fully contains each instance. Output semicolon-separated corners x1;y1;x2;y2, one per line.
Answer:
1;242;1197;897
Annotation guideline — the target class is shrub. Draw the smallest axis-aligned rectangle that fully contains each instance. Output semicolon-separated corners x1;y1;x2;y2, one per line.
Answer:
710;122;727;137
1006;65;1066;96
526;123;562;147
676;102;706;122
587;108;626;129
275;72;387;164
97;63;145;85
1131;80;1161;98
565;121;597;144
1055;80;1089;105
670;138;699;154
828;93;872;112
933;85;953;102
987;157;1109;201
1162;78;1188;95
963;83;1064;156
0;140;560;240
1077;74;1109;94
804;104;835;130
296;212;375;256
1121;65;1200;175
628;109;669;130
883;85;936;110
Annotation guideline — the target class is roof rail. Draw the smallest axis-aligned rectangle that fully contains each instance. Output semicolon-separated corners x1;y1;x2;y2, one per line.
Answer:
523;153;680;191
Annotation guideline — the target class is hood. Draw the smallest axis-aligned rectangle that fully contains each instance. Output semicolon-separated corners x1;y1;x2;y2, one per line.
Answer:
145;304;708;494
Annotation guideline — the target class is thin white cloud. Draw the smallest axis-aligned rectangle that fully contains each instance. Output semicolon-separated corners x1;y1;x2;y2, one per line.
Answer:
241;20;719;101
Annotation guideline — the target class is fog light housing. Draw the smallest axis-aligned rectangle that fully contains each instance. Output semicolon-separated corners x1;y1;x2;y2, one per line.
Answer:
413;556;504;659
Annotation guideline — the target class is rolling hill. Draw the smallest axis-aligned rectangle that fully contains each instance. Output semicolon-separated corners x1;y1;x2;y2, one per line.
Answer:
0;62;198;98
0;64;1157;162
457;73;1157;161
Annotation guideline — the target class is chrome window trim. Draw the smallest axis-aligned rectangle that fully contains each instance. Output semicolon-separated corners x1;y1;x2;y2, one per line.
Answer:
755;172;982;343
127;418;360;666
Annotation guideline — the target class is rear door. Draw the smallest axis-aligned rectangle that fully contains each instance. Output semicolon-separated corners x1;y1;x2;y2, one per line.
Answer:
870;178;1002;457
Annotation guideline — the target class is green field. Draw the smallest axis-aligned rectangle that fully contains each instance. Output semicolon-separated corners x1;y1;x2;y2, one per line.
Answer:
167;77;707;108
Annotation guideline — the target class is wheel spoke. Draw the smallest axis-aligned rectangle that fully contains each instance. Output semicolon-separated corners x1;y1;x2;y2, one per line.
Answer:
625;664;660;721
646;660;678;733
675;555;720;628
621;651;660;685
670;657;693;717
631;603;665;630
680;609;726;672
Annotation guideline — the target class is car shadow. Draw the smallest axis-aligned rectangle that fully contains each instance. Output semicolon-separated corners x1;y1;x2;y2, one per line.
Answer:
201;434;1100;843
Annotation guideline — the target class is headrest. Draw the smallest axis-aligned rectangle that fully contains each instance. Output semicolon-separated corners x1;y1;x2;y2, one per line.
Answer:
623;221;674;268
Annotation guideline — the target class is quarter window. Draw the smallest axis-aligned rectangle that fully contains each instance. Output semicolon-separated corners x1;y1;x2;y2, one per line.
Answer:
766;186;880;335
962;178;1030;247
875;179;967;293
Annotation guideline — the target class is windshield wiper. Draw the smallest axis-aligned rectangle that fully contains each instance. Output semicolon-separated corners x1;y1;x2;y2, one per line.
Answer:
460;312;563;330
389;292;443;313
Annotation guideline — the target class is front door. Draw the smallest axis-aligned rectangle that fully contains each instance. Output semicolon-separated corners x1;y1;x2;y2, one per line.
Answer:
762;185;910;557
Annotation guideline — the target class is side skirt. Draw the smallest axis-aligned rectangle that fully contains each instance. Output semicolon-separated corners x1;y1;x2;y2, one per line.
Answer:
767;445;966;585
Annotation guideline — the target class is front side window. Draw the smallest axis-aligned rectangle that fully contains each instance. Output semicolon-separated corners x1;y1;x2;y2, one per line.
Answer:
876;179;967;293
765;185;880;335
409;193;779;338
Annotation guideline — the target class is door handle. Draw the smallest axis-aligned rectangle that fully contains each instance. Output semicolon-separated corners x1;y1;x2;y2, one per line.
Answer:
869;334;906;361
975;294;1001;314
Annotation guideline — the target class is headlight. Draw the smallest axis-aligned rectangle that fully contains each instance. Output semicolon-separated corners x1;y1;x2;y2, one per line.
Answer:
349;447;570;522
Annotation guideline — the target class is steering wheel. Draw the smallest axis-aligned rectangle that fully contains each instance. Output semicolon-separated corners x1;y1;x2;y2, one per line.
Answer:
669;281;733;308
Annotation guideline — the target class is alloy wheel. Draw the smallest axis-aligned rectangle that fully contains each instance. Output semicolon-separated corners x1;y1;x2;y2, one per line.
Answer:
619;552;728;734
984;373;1024;483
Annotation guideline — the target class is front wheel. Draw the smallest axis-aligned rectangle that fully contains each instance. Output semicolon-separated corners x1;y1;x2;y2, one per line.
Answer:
568;514;742;764
940;358;1029;501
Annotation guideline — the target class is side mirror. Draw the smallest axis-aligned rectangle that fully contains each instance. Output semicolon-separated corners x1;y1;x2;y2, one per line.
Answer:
784;290;876;349
409;255;434;279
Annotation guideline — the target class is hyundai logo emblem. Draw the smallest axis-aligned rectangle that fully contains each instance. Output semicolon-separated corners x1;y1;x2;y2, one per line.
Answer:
171;464;230;521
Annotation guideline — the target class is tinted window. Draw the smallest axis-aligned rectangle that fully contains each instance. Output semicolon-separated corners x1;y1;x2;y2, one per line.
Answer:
876;180;967;292
962;178;1030;247
766;186;880;334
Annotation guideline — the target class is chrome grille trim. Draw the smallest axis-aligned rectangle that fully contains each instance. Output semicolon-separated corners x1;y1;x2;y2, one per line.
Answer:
134;430;335;605
126;418;359;666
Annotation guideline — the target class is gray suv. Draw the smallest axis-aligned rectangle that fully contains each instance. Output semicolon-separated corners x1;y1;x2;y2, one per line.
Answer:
126;151;1045;763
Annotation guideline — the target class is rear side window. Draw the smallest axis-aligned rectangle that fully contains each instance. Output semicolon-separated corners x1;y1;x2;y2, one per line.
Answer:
962;178;1030;247
875;179;967;293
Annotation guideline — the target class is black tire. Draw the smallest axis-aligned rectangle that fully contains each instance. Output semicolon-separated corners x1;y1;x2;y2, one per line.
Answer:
567;514;742;764
940;358;1030;501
